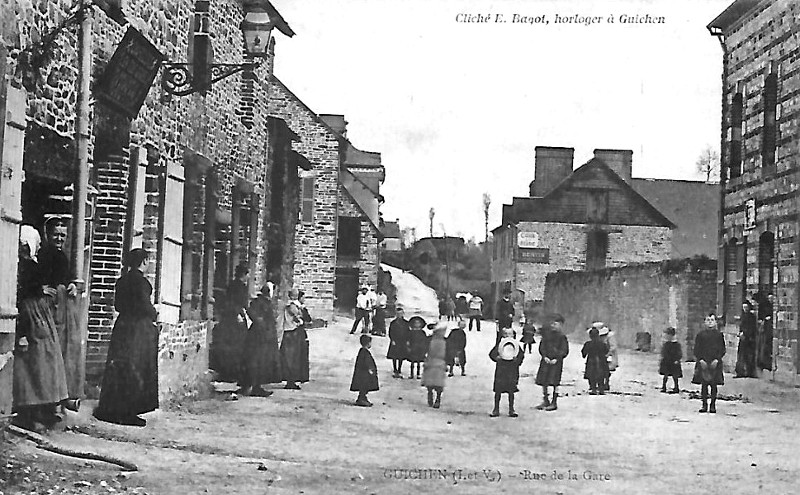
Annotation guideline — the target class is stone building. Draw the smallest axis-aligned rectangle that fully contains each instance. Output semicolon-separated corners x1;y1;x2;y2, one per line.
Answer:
0;0;298;414
708;0;800;376
381;220;403;252
491;147;676;308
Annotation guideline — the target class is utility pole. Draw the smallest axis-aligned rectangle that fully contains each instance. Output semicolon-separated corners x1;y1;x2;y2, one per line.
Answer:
482;192;491;251
428;207;435;238
71;2;92;292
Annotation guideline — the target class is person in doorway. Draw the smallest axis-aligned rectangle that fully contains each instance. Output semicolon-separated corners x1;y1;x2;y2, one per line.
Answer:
535;314;569;411
372;289;388;336
659;327;682;394
350;334;379;407
211;263;251;382
692;313;726;413
94;248;158;427
350;286;372;334
422;323;447;409
238;285;281;397
13;226;69;431
489;327;524;418
38;219;81;412
757;292;775;372
467;293;484;332
386;307;410;378
445;319;467;377
734;301;758;378
581;327;609;395
407;316;428;379
280;289;310;390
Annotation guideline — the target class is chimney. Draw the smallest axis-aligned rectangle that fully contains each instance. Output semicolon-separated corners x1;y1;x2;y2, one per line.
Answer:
320;114;347;137
593;149;632;182
531;146;574;197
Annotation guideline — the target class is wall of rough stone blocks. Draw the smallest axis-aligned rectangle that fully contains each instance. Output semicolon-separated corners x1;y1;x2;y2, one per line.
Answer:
157;320;212;406
543;259;717;359
268;77;340;320
719;0;800;375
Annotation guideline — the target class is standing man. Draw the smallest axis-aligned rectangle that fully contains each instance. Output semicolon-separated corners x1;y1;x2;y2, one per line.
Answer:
372;289;388;336
350;286;372;335
467;292;484;332
495;291;514;344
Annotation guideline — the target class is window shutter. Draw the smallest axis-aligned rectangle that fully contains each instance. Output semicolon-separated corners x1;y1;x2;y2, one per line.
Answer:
301;177;314;223
159;162;185;324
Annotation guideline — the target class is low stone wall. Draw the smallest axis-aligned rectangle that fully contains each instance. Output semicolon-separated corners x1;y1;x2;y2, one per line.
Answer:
543;258;717;361
157;320;213;407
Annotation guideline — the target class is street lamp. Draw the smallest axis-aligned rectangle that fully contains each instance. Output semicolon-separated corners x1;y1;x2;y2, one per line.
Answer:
161;5;277;97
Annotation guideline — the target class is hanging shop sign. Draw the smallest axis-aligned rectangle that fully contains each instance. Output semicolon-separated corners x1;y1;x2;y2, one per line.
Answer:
95;27;164;119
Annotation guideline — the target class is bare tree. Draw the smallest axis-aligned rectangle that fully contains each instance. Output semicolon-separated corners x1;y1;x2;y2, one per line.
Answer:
428;208;435;237
482;192;491;244
696;146;720;183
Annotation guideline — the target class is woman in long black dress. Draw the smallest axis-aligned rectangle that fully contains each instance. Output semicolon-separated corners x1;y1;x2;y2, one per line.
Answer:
280;289;309;390
239;285;281;396
94;248;158;427
13;226;68;430
734;301;757;378
210;264;250;382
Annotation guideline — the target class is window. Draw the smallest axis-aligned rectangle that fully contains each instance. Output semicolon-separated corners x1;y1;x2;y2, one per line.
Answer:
585;230;608;271
338;217;361;258
586;190;609;223
300;176;315;223
762;67;778;169
729;89;744;178
759;232;775;294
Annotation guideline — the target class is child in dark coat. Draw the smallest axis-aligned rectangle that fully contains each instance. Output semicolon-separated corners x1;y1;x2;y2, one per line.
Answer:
445;320;467;376
521;318;537;354
350;334;379;407
581;327;609;395
489;328;525;418
387;307;411;378
659;327;682;393
407;316;429;379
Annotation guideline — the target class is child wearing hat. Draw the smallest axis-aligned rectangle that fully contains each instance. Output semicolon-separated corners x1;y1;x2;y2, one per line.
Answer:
581;327;609;395
350;334;379;407
593;322;617;391
535;314;569;411
445;319;467;377
659;327;682;393
422;323;448;408
489;328;525;417
407;316;429;379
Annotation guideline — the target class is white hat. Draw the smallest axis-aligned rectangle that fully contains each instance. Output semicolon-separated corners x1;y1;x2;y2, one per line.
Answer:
590;322;609;336
497;338;520;361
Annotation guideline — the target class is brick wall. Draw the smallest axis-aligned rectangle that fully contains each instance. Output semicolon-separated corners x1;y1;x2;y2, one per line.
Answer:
718;0;800;375
268;77;340;319
543;259;718;358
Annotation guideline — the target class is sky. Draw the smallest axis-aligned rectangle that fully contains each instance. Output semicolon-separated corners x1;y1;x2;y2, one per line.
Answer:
269;0;733;243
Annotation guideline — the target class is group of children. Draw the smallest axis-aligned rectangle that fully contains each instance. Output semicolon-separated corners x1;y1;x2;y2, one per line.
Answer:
580;321;619;395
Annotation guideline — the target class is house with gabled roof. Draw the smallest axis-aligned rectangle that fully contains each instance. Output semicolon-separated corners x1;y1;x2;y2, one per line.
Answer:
491;146;677;305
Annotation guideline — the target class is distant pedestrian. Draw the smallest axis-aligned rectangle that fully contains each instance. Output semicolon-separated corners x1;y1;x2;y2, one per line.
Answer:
386;307;410;378
438;297;448;321
692;313;726;413
280;289;309;390
489;328;524;418
496;291;514;338
445;296;456;321
372;289;388;336
757;292;775;371
445;320;467;376
535;314;569;411
350;286;372;334
422;323;447;409
238;285;281;397
407;316;429;379
734;301;757;378
211;263;251;382
581;327;609;395
351;334;379;407
595;322;618;391
468;293;484;331
659;327;682;394
94;248;157;427
521;317;537;354
455;295;469;322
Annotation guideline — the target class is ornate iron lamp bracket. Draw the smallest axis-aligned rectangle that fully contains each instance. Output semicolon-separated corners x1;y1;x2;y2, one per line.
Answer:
161;61;259;97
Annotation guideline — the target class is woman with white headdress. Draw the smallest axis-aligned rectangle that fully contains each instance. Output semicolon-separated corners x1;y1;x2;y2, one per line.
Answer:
13;225;69;431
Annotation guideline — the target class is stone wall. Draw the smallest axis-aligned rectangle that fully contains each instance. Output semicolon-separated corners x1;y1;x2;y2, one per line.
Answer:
718;0;800;375
543;259;718;360
268;77;340;319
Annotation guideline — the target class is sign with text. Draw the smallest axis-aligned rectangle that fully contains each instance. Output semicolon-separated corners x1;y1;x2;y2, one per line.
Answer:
517;231;540;248
744;198;756;231
517;247;550;264
95;27;164;119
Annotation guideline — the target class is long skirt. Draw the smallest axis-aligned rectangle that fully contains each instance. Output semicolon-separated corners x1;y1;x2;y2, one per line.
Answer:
734;338;757;378
53;287;85;399
372;308;387;335
756;326;773;371
96;314;158;417
280;327;309;383
13;297;69;408
241;322;282;387
535;360;564;387
210;314;247;382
